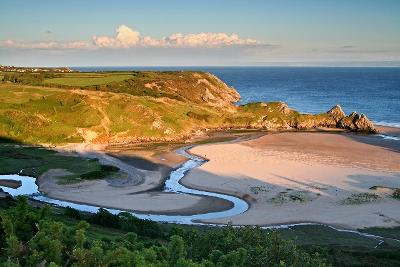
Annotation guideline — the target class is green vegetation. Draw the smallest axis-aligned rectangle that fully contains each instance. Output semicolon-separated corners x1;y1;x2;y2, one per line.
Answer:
340;193;381;205
0;83;314;145
2;72;59;85
43;73;134;86
0;71;345;145
0;145;119;183
0;198;329;266
1;198;400;266
1;71;238;105
392;189;400;200
80;164;120;181
0;84;102;144
269;190;316;204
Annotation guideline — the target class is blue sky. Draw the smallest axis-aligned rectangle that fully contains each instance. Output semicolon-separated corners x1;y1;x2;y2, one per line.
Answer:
1;0;400;66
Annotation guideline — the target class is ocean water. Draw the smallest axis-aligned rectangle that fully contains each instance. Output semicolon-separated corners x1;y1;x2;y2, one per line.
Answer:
75;67;400;127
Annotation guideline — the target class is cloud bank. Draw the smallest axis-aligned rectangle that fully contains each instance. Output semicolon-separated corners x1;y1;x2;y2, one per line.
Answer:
1;40;91;50
1;25;259;50
94;25;259;48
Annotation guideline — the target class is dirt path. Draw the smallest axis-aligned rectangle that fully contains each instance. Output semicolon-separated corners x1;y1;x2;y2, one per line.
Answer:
71;90;112;141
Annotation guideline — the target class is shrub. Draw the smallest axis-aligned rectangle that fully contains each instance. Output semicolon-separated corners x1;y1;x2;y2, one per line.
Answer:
393;189;400;200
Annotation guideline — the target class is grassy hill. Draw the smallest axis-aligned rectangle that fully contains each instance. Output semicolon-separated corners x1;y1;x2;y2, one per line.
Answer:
0;70;368;145
2;71;240;107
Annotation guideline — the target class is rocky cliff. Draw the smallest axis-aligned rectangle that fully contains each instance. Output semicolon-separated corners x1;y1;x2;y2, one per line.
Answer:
294;104;376;133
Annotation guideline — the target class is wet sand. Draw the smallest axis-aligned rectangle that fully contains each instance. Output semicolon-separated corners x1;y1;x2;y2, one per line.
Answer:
182;130;400;229
0;179;21;189
38;144;233;216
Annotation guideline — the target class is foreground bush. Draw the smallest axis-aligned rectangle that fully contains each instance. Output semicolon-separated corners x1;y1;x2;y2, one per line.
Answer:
0;197;329;266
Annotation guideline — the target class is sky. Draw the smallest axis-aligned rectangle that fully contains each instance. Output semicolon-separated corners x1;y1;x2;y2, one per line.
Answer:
1;0;400;67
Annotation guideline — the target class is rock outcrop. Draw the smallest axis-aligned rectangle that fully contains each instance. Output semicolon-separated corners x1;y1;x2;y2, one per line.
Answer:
338;112;377;133
295;114;336;130
327;105;345;122
291;105;376;133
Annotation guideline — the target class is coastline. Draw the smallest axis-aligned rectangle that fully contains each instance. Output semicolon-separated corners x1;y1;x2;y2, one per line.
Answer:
182;129;400;229
3;126;400;228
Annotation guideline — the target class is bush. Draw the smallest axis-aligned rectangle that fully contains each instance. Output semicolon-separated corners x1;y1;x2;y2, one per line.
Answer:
100;164;119;172
80;164;119;180
64;206;81;220
393;189;400;200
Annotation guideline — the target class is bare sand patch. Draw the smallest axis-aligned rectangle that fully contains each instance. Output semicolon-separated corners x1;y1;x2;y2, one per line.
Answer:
182;132;400;229
38;170;232;215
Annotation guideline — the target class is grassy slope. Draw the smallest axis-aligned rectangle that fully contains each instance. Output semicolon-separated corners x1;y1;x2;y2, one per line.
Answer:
0;83;227;144
3;71;240;106
0;71;333;145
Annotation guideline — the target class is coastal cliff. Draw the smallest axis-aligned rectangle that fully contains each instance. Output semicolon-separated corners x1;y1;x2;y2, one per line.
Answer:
0;71;376;144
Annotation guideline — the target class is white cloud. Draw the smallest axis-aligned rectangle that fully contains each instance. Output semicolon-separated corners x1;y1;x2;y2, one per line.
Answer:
92;25;258;48
92;25;140;48
165;32;258;47
142;36;167;47
1;25;260;50
0;39;91;50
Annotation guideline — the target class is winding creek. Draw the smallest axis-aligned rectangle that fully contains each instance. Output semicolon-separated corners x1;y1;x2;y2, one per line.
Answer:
1;144;400;247
0;147;248;224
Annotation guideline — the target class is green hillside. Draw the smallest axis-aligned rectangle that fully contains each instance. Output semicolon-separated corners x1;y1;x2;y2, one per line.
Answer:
0;71;374;145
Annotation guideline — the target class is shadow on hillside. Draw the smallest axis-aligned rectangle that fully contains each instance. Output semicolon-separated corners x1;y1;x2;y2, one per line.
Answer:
0;136;25;144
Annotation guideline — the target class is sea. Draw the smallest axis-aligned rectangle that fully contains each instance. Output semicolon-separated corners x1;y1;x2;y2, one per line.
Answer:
74;66;400;128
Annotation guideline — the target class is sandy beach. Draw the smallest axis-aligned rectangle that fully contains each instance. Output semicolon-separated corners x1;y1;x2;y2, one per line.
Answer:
182;130;400;229
34;128;400;227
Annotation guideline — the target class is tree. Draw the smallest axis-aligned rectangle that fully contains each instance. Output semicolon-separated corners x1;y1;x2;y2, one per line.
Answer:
5;235;22;261
169;235;187;265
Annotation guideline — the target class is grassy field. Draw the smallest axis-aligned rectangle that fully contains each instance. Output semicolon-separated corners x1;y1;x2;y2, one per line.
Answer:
0;144;119;183
43;73;134;86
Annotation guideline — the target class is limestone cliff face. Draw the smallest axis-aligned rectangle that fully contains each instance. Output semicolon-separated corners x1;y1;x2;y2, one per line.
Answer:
338;112;377;133
293;105;376;133
327;105;346;122
100;71;240;108
197;73;240;107
233;102;377;133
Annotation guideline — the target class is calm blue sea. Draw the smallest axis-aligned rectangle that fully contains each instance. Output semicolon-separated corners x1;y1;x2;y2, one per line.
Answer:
75;67;400;127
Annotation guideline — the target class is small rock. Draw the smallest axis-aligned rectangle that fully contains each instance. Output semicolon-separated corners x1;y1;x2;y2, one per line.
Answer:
277;102;291;114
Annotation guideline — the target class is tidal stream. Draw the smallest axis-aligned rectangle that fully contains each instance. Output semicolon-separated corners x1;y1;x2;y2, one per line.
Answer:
0;147;248;224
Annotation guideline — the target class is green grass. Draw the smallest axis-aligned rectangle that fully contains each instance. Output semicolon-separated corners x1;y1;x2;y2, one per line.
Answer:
43;73;134;86
0;145;118;183
280;225;384;247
